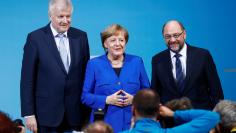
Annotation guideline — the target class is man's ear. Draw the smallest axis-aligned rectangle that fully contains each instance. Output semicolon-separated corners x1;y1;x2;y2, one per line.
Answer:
132;106;135;116
48;11;52;21
183;30;187;40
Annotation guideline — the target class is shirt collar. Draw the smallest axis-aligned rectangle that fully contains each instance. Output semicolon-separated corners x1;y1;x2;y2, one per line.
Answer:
50;23;68;38
170;43;187;58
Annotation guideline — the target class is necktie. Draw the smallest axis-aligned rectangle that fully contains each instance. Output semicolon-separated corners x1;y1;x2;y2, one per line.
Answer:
174;54;185;91
57;33;69;73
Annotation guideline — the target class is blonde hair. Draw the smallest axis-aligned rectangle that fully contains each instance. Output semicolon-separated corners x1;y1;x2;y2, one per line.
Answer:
100;24;129;49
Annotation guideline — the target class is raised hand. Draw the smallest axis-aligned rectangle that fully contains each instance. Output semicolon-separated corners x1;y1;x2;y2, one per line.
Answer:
159;105;174;117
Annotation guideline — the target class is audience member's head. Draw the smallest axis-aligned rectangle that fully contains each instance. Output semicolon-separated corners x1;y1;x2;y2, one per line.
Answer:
132;89;160;119
212;100;236;133
165;97;193;111
0;111;18;133
160;97;193;128
83;121;113;133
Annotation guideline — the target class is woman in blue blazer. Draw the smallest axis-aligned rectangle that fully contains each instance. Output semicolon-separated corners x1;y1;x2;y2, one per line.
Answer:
81;24;150;133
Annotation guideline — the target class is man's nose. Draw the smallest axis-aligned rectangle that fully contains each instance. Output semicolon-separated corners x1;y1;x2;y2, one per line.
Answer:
169;36;177;42
62;17;68;23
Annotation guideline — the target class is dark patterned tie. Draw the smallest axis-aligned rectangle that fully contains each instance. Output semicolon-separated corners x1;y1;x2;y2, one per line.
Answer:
174;54;185;91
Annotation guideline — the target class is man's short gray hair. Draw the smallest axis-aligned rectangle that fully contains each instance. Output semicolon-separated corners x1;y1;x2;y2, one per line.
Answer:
48;0;73;16
213;100;236;130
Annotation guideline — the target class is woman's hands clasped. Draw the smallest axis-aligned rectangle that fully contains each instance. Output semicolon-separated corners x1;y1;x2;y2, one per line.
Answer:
106;90;133;107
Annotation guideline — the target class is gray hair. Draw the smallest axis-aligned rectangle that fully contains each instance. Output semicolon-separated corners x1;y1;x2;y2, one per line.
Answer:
213;100;236;130
48;0;73;16
162;20;185;34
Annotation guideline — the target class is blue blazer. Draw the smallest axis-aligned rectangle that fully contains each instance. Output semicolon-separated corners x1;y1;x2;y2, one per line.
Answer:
20;24;90;127
81;54;150;133
151;45;224;109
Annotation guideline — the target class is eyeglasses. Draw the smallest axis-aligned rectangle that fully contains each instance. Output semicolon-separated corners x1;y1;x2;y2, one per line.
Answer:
164;31;184;40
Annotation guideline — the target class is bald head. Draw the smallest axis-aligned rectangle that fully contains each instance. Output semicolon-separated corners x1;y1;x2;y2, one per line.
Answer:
83;121;113;133
162;20;185;34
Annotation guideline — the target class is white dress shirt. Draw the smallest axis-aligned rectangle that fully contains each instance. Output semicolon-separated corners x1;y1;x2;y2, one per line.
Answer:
50;24;71;66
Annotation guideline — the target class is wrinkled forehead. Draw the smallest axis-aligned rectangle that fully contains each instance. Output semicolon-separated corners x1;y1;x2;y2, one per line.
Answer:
56;5;72;12
106;30;125;39
106;32;125;41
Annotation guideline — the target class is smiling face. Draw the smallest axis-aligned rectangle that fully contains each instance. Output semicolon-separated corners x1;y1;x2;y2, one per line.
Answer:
163;21;186;53
101;24;129;59
104;32;127;58
49;3;72;33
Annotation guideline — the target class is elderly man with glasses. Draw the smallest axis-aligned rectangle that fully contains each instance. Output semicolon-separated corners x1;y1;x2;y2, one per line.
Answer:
151;20;224;111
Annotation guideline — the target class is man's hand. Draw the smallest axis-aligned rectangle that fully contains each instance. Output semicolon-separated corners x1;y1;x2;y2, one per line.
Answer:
159;105;174;117
25;116;37;133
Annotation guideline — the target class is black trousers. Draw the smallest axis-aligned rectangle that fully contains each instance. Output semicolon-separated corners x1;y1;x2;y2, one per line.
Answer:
38;115;81;133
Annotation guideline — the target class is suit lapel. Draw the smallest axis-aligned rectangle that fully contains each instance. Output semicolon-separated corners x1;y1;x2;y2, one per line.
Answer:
68;33;77;73
182;45;194;93
102;54;119;80
118;54;131;82
67;28;84;74
44;24;67;74
162;51;179;91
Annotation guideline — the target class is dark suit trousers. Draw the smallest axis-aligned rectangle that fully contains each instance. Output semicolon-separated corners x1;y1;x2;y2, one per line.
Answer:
38;114;81;133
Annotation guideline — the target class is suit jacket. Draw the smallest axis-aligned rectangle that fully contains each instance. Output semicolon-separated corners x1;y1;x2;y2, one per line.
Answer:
81;54;150;133
20;24;90;127
151;45;224;110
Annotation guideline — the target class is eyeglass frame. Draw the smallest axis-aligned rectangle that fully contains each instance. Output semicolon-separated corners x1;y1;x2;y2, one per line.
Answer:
164;30;184;40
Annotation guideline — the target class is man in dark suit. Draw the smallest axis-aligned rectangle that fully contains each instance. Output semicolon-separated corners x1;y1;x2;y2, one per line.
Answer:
151;20;224;110
20;0;90;132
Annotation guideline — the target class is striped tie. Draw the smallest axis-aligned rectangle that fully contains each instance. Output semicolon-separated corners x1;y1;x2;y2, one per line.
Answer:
174;54;185;91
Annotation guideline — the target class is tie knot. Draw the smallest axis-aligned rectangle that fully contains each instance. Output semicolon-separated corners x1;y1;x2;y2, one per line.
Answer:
56;33;65;38
174;53;182;58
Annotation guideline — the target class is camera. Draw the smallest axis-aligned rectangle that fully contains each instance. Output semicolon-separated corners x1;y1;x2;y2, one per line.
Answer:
13;119;24;133
94;108;105;121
